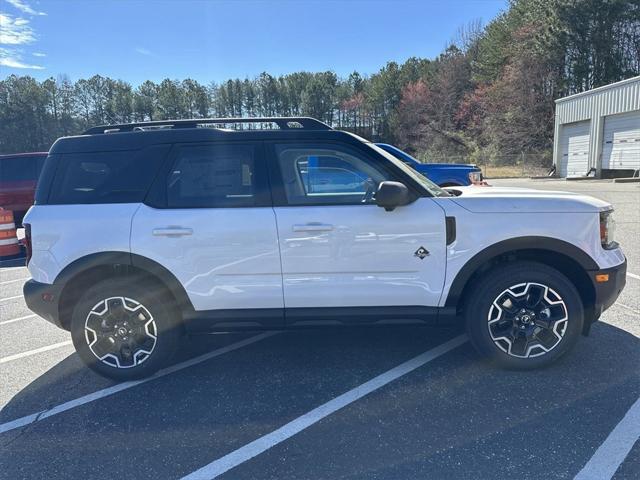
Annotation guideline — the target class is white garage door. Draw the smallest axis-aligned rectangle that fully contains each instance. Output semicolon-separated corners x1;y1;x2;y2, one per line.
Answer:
559;121;591;177
602;111;640;171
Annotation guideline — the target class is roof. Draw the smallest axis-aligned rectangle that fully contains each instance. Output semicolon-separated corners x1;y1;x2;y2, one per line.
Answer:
0;152;48;159
49;117;363;155
555;76;640;103
82;117;331;134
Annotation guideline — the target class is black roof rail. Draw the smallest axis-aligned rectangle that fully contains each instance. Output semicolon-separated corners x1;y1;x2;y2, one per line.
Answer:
82;117;332;135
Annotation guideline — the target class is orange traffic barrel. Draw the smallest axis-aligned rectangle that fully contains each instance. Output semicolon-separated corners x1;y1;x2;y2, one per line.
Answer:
0;209;21;258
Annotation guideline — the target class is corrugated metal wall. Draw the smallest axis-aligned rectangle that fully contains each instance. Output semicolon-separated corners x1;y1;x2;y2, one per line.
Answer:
553;76;640;174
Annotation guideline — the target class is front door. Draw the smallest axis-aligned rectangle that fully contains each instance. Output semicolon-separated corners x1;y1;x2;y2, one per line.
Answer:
269;141;447;321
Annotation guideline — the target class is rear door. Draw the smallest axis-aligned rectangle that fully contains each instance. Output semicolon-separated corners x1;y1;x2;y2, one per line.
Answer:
131;141;284;327
268;141;447;323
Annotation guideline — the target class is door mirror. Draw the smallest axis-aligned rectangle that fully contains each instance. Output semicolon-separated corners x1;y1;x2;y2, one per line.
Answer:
375;181;411;211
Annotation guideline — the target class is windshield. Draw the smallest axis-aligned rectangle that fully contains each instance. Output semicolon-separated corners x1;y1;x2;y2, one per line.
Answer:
366;142;451;197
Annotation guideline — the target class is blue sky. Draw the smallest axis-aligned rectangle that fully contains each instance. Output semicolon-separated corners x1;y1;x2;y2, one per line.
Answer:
1;0;507;85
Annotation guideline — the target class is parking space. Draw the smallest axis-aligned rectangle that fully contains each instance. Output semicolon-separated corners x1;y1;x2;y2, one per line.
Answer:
1;179;638;479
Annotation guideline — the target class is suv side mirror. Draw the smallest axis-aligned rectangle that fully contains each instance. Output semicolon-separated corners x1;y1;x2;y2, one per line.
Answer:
375;181;412;211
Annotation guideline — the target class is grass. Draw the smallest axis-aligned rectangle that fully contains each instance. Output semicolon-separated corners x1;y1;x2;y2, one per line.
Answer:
481;164;550;178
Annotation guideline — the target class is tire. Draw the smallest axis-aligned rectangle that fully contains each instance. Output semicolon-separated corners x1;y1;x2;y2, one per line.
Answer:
70;276;182;381
464;261;584;369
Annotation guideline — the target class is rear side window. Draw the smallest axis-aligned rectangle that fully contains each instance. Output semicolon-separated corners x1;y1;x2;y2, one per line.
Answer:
47;147;167;204
166;143;268;208
0;156;38;182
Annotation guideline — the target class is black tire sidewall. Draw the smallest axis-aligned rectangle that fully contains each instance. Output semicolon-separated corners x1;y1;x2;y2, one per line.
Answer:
70;277;182;380
465;262;584;369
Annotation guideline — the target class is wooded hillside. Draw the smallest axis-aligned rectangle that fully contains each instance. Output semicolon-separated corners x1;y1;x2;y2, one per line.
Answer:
1;0;638;164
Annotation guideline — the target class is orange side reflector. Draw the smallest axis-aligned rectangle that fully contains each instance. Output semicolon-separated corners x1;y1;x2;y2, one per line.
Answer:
595;274;610;283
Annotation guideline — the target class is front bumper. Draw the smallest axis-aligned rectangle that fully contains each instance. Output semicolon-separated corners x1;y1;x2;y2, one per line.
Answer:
588;258;627;322
23;279;65;330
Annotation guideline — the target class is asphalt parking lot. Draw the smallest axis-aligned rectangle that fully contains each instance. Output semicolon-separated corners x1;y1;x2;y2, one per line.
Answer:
1;178;638;480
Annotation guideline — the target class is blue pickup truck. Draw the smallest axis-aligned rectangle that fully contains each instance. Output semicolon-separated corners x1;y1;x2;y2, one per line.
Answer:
376;143;483;187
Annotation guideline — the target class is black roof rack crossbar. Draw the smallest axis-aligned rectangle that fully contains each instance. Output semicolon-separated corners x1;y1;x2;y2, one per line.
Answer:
82;117;332;135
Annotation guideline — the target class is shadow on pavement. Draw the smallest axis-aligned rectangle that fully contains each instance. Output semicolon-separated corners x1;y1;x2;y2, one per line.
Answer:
0;321;637;480
224;320;640;480
0;256;26;269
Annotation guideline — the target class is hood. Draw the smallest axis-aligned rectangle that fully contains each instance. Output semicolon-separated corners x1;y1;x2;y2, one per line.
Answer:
418;163;478;170
443;185;612;213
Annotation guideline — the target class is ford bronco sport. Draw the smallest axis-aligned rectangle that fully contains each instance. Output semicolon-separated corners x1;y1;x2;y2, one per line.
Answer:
23;117;627;380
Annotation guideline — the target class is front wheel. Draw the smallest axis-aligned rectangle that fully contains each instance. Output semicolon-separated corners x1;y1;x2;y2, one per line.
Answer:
70;276;182;380
465;262;584;369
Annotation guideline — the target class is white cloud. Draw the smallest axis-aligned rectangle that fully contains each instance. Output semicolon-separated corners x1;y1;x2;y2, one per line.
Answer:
5;0;47;16
0;5;45;70
0;48;44;69
135;47;152;56
0;14;36;45
32;51;45;57
0;56;44;69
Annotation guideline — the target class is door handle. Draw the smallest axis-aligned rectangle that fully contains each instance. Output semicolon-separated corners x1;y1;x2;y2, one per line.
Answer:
292;223;334;232
152;227;193;237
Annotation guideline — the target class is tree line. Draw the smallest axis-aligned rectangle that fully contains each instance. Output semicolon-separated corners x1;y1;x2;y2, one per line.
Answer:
1;0;638;164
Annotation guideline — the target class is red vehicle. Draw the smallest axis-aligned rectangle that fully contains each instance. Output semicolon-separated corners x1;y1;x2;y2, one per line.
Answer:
0;152;48;226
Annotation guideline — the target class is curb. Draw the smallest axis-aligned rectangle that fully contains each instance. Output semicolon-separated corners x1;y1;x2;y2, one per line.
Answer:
613;177;640;183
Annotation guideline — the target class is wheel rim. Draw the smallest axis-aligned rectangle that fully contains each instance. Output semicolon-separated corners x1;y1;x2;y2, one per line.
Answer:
84;297;157;369
487;282;568;359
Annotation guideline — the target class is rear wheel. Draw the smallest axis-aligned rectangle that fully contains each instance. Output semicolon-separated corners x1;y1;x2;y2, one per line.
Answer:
465;261;584;369
70;276;182;380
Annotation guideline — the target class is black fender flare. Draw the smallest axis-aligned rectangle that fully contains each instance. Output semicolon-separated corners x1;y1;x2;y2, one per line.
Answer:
444;236;599;307
55;251;193;312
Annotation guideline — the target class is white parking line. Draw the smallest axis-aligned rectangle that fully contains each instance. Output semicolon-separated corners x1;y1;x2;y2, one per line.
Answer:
0;341;73;365
574;396;640;480
0;294;23;303
0;277;29;286
0;331;277;435
614;302;640;316
0;314;37;326
627;272;640;281
180;334;467;480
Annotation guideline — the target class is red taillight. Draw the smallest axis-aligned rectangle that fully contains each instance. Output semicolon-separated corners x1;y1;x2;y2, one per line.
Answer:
24;223;32;265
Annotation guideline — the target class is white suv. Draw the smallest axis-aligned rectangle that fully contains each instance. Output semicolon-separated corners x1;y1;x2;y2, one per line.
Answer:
23;117;627;380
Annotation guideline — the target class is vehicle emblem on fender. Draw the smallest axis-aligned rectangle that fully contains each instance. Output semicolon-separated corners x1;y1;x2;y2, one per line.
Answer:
414;247;430;259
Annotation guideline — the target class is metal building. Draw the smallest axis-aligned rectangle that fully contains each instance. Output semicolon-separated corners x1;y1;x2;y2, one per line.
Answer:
553;76;640;178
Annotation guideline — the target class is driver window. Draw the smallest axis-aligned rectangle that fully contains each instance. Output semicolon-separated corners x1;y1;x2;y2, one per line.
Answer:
275;144;389;205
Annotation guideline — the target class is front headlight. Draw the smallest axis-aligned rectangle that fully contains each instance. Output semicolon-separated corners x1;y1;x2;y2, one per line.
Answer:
600;209;617;249
468;171;482;184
